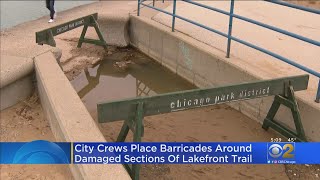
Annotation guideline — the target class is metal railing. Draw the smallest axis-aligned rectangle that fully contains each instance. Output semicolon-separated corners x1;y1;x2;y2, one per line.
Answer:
137;0;320;103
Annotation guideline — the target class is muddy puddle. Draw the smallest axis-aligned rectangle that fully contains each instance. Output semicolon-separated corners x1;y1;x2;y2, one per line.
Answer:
70;47;196;115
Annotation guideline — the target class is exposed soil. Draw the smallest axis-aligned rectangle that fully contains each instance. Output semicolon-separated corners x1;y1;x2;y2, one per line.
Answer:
286;164;320;180
94;104;320;180
286;0;320;9
59;34;131;81
0;91;73;180
55;33;108;80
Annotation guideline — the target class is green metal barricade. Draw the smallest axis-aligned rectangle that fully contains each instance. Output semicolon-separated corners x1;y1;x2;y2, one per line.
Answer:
36;13;106;48
98;74;309;180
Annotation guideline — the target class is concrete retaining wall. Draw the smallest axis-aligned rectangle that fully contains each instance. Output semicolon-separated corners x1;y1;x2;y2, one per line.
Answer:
0;48;62;110
35;52;130;180
99;14;130;47
0;74;33;110
0;55;34;110
129;15;320;141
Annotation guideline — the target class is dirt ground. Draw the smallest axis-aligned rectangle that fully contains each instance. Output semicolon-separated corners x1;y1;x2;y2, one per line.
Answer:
95;105;320;180
287;0;320;9
0;92;73;180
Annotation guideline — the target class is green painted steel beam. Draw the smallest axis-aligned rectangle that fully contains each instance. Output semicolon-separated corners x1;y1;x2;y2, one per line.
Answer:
81;38;107;46
36;13;98;46
98;74;309;123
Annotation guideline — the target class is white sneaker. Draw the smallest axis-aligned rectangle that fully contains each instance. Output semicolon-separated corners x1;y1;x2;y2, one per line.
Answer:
48;19;54;23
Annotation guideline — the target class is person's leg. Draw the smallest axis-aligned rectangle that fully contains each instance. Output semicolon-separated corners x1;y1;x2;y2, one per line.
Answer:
53;0;57;19
49;0;55;20
46;0;50;10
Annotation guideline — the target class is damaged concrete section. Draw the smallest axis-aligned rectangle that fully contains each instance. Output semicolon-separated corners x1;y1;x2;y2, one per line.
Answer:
34;52;130;180
99;13;130;47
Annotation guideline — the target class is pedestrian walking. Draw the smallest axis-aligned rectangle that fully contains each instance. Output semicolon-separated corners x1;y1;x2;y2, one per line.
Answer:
46;0;56;23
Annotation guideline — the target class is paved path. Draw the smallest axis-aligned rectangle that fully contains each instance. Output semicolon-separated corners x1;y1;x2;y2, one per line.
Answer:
151;1;320;102
0;1;138;58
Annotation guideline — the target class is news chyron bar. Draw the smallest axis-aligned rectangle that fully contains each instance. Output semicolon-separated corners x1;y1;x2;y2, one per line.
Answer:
1;140;320;164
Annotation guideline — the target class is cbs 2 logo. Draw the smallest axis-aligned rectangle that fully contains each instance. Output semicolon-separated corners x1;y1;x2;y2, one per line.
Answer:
268;144;294;158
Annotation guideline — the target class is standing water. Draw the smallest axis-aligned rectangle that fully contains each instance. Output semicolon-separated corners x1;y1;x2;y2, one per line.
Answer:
71;47;196;116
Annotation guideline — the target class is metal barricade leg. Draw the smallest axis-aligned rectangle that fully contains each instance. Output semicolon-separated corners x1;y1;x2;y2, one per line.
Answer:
115;102;144;180
262;83;307;142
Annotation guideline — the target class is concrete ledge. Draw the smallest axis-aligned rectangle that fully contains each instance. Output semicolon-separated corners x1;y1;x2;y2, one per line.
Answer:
99;13;130;47
0;55;33;88
129;15;320;141
0;55;35;110
0;74;34;110
0;48;62;110
35;52;130;180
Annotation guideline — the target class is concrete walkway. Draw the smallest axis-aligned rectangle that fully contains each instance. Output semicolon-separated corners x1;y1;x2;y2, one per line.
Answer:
0;1;138;58
151;1;320;103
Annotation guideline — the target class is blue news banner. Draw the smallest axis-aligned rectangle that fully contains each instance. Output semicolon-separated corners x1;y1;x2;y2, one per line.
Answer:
1;140;320;164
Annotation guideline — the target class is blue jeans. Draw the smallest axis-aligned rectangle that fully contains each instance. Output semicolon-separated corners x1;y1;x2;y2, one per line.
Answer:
46;0;55;19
